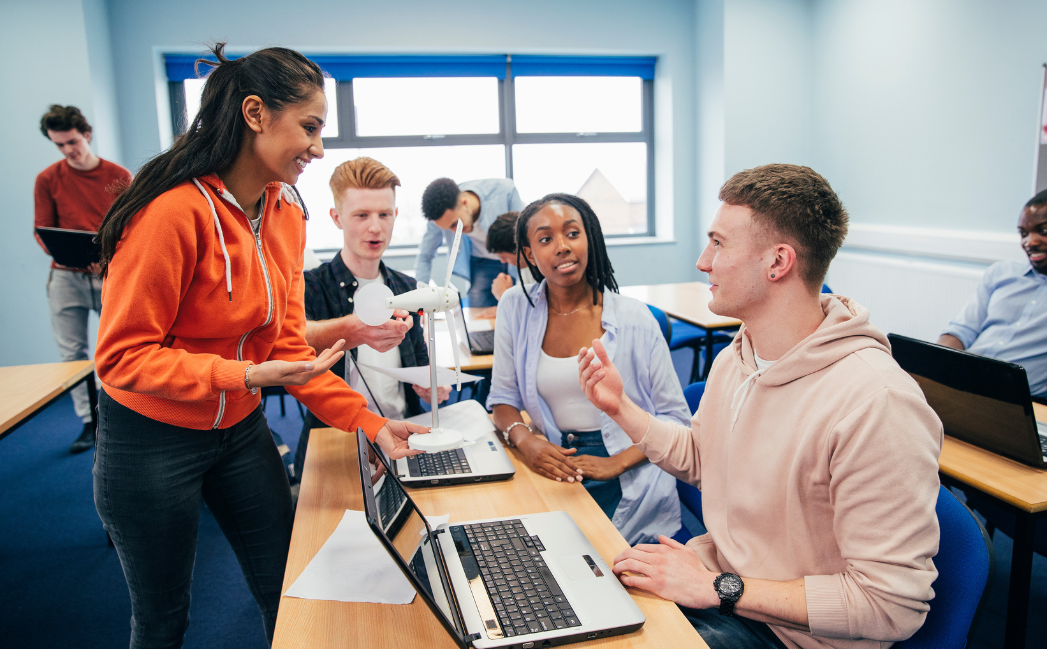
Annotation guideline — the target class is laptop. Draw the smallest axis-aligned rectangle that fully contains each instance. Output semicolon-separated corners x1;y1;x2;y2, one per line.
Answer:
395;400;515;486
454;302;495;355
35;227;100;269
357;430;646;648
889;333;1047;467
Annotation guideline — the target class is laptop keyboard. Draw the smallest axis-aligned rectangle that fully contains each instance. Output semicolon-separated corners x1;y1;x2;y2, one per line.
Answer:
377;475;407;525
407;448;472;477
1038;422;1047;458
470;329;495;350
461;520;580;637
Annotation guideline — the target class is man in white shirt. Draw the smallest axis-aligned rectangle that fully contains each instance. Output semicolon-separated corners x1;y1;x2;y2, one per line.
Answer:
297;157;449;478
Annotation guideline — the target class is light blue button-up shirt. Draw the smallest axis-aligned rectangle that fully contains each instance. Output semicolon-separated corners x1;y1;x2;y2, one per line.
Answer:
942;260;1047;397
414;178;525;285
487;280;690;544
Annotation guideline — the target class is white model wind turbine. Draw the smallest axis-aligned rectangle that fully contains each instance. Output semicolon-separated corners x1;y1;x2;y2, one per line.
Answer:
354;220;467;452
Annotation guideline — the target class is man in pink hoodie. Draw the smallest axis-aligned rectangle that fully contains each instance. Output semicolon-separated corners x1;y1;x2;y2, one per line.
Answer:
578;164;943;649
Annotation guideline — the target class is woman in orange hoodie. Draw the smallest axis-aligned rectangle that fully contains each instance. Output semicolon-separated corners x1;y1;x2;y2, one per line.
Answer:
93;44;426;648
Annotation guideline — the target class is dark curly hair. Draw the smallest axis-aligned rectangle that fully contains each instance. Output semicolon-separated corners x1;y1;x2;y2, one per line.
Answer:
485;211;519;254
40;105;92;137
421;177;461;221
1025;189;1047;210
515;194;617;308
719;164;847;291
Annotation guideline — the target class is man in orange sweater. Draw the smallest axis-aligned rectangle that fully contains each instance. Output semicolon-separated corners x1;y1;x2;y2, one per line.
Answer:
580;165;943;648
34;105;131;453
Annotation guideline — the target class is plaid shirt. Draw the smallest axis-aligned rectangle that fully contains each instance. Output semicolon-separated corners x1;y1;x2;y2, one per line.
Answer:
302;253;428;421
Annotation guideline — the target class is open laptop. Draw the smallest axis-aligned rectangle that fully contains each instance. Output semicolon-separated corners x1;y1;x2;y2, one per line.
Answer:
357;430;645;648
395;400;515;486
889;333;1047;467
453;302;495;355
35;227;100;269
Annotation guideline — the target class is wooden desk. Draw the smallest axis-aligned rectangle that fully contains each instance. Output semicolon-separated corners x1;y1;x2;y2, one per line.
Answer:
272;427;706;649
619;283;741;379
0;361;96;440
433;308;494;372
938;402;1047;648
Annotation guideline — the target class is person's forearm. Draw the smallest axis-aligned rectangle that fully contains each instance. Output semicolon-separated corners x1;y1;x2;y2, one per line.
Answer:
937;334;965;350
304;319;351;353
734;577;809;631
607;397;656;444
493;404;533;446
613;445;649;473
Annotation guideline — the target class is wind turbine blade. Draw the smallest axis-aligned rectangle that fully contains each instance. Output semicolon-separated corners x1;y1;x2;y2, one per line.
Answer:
444;219;464;289
445;307;463;392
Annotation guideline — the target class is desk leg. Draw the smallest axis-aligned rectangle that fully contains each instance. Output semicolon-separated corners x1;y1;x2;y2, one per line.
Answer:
86;371;98;431
1004;514;1034;648
701;333;715;381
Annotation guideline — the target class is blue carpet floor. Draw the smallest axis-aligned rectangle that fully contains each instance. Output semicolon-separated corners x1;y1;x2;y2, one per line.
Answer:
3;356;1045;647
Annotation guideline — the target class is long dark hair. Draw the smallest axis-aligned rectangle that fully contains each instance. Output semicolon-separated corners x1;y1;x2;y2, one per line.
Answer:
515;193;618;308
97;43;325;277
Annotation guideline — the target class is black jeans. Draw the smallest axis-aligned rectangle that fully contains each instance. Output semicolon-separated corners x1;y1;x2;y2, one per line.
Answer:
679;606;788;649
94;389;293;649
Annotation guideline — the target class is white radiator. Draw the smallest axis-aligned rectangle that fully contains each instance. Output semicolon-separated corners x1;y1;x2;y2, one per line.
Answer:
825;251;988;343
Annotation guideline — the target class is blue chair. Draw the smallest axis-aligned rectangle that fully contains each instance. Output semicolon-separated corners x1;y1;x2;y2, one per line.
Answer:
895;486;995;649
822;283;832;294
677;381;707;526
646;304;672;345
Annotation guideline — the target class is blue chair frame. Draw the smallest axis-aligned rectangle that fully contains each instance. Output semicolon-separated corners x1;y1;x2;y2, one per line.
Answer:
895;486;995;648
646;304;672;345
677;381;707;526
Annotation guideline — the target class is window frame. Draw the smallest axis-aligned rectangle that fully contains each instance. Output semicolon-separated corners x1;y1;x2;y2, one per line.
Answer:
168;58;655;251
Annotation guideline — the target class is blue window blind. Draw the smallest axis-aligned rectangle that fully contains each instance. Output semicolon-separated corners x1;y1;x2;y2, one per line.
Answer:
164;54;507;82
510;56;656;79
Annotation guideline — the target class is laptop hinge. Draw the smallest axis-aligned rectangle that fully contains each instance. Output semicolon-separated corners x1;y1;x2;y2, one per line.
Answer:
466;632;482;642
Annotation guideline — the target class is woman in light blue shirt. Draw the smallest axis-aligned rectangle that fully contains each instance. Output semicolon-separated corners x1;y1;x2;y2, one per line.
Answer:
487;194;691;545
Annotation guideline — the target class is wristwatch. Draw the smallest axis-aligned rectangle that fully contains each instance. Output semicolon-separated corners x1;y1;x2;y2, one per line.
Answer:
713;572;744;617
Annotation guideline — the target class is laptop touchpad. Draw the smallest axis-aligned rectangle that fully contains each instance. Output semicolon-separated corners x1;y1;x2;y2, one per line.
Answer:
557;555;604;581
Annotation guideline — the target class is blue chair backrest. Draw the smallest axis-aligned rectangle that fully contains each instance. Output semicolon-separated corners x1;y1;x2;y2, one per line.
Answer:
821;283;832;293
895;486;994;649
646;304;672;344
683;381;706;416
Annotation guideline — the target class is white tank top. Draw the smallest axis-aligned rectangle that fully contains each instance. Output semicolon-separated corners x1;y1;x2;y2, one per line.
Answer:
536;347;604;433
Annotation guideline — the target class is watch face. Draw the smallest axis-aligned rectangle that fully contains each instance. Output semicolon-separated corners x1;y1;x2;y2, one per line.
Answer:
717;573;744;598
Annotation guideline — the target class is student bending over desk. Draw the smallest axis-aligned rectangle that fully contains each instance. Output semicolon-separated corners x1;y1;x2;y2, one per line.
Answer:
938;189;1047;398
579;165;943;649
92;45;425;649
487;193;691;546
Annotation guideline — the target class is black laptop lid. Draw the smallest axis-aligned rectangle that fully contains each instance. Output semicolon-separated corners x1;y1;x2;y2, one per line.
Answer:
356;431;470;648
888;334;1043;465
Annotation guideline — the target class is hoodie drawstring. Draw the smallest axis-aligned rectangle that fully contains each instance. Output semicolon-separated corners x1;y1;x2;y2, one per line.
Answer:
192;178;233;302
729;368;765;431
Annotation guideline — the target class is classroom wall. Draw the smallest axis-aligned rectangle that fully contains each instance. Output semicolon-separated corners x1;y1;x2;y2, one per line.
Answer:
104;0;704;288
811;0;1047;234
0;0;106;366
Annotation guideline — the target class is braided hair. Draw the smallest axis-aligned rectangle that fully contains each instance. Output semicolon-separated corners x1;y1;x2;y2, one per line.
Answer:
515;193;618;308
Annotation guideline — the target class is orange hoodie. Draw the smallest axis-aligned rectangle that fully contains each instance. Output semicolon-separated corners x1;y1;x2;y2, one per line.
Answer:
95;174;387;437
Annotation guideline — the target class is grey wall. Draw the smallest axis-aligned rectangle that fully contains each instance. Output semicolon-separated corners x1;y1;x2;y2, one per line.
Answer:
811;0;1047;232
0;0;110;366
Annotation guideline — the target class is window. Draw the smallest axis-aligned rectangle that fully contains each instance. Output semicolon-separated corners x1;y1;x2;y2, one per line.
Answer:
166;54;655;251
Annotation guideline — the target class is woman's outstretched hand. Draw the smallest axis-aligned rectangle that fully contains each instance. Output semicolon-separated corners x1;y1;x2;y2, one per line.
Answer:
249;340;346;387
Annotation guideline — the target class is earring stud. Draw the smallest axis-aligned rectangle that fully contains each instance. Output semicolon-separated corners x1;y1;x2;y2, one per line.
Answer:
771;274;776;278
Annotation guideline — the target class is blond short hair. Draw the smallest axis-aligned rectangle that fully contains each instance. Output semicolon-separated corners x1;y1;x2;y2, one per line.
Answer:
329;157;401;206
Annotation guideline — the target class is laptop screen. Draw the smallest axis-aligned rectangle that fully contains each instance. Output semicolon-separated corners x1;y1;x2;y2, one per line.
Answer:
356;431;468;647
452;300;471;344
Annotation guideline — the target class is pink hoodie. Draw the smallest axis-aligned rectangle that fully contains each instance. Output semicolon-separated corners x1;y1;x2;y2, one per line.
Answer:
639;295;943;649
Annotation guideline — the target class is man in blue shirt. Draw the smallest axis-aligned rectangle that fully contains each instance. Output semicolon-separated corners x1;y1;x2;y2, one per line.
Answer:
415;177;525;307
939;190;1047;397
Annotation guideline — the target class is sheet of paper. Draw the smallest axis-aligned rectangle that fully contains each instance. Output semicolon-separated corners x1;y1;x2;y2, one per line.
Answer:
357;363;482;389
405;399;497;442
283;509;416;605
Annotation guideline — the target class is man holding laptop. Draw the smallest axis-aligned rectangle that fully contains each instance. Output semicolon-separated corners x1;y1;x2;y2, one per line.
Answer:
297;157;449;480
578;164;943;647
938;189;1047;398
34;105;131;453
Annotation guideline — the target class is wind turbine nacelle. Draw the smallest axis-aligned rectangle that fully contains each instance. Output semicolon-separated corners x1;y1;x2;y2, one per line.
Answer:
386;285;460;313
